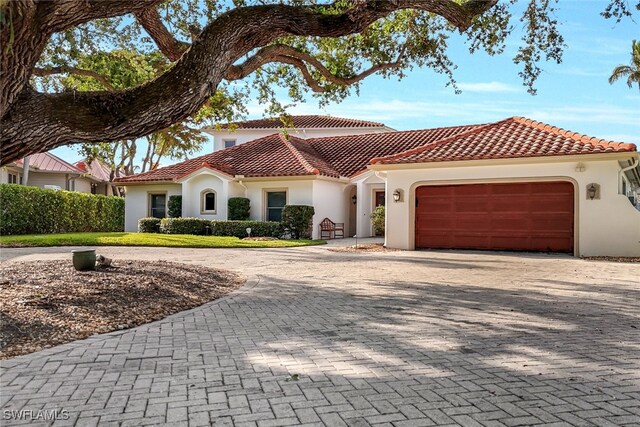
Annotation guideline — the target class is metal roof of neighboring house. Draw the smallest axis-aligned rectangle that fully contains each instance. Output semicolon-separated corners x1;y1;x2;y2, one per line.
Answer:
74;158;124;182
115;117;638;184
370;117;637;165
214;115;386;129
15;152;83;174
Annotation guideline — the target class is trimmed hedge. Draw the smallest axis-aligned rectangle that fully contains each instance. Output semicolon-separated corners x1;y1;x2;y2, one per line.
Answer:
138;217;161;233
152;217;283;238
228;197;250;220
168;195;182;218
210;220;282;238
160;217;207;235
0;184;124;235
281;205;314;239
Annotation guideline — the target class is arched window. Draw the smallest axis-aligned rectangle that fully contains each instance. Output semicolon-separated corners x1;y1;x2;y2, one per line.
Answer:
201;189;217;214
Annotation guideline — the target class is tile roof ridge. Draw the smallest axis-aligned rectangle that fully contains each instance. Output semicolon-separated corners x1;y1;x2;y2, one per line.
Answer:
513;116;637;151
370;119;508;165
279;134;319;175
306;123;484;145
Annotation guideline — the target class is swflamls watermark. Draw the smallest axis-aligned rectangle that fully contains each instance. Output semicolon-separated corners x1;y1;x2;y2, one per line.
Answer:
2;409;70;421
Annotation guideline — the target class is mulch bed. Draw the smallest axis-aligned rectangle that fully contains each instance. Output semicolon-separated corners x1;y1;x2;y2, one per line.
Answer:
0;260;245;359
328;243;397;253
582;256;640;263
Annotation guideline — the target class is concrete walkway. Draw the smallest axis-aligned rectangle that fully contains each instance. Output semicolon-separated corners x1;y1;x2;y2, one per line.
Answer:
1;243;639;426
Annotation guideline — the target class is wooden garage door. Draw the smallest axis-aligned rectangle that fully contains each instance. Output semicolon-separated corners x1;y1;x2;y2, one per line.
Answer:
415;182;574;253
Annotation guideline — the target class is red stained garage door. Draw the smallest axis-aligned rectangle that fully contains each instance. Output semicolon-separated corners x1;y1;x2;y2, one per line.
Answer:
415;182;574;253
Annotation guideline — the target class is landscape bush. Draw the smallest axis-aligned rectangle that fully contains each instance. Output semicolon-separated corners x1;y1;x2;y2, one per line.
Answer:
281;205;315;239
138;218;161;233
168;195;182;218
228;197;250;220
209;220;283;238
0;184;124;235
370;205;385;235
160;217;208;235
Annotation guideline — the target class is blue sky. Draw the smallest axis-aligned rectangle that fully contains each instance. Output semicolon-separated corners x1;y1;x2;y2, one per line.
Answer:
53;1;639;163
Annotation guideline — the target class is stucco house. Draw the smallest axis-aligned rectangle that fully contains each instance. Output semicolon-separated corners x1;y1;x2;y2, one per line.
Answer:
1;152;122;195
204;114;394;151
116;116;640;257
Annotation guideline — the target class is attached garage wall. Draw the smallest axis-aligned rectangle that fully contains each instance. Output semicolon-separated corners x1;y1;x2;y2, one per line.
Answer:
383;158;640;257
415;182;574;253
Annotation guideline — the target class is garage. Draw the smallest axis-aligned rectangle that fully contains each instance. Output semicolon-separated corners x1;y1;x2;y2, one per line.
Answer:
415;181;575;253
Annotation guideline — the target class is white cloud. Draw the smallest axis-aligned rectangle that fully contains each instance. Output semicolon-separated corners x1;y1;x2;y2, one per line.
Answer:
457;81;521;93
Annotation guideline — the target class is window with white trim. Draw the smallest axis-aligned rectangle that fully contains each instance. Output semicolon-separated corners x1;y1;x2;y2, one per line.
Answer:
224;139;236;149
201;190;217;214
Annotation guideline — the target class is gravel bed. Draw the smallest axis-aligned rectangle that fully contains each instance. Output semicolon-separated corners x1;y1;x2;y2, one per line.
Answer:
0;260;244;359
582;256;640;263
328;243;398;253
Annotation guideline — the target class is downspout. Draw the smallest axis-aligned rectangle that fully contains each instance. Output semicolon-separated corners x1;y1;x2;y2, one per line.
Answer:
619;157;639;195
235;176;248;197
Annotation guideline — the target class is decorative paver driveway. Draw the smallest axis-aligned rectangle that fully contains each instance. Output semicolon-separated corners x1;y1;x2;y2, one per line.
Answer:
1;244;639;426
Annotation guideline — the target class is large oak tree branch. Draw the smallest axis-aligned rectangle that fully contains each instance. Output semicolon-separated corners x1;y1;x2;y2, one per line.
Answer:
134;8;189;62
33;67;116;91
1;0;497;164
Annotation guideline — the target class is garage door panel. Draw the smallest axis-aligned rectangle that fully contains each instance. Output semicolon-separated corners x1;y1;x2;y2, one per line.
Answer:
415;182;574;253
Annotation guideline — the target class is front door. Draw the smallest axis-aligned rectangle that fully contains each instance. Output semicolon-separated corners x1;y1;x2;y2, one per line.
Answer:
374;190;385;207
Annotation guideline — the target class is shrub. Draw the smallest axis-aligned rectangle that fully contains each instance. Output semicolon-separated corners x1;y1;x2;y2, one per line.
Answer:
281;205;315;239
168;195;182;218
0;184;124;235
228;197;250;220
160;217;208;235
370;205;385;235
138;217;162;233
209;220;282;238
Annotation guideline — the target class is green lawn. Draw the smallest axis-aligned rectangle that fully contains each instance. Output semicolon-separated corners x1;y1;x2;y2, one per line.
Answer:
0;232;325;248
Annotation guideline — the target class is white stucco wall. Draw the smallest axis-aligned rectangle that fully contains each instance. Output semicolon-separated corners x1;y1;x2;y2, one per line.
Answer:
206;127;390;152
312;179;349;239
181;172;229;220
380;157;640;257
123;184;182;232
243;179;314;223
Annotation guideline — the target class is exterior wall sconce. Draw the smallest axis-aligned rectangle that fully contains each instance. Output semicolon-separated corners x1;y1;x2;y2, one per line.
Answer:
586;183;600;200
351;195;357;205
393;189;402;203
575;163;586;172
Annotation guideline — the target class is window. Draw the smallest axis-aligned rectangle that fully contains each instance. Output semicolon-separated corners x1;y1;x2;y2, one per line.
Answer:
201;190;217;213
224;139;236;149
149;194;167;218
7;173;20;184
266;191;287;222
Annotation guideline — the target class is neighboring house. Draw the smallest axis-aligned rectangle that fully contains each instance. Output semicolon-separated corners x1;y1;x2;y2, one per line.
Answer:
1;152;122;195
74;159;123;196
204;114;394;151
115;116;640;257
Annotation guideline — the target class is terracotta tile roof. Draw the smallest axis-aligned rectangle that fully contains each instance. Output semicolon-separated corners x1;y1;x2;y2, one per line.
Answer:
370;117;638;165
219;115;385;129
308;124;482;177
15;152;82;174
115;134;332;183
116;117;637;184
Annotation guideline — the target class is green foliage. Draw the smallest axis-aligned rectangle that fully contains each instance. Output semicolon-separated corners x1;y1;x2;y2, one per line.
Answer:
138;217;161;233
160;217;208;235
210;220;283;238
609;40;640;90
0;184;124;235
370;205;385;236
168;195;182;218
281;205;315;239
228;197;250;220
0;232;325;248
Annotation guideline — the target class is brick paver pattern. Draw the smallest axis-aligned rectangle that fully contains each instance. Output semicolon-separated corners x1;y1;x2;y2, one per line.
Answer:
1;245;639;426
